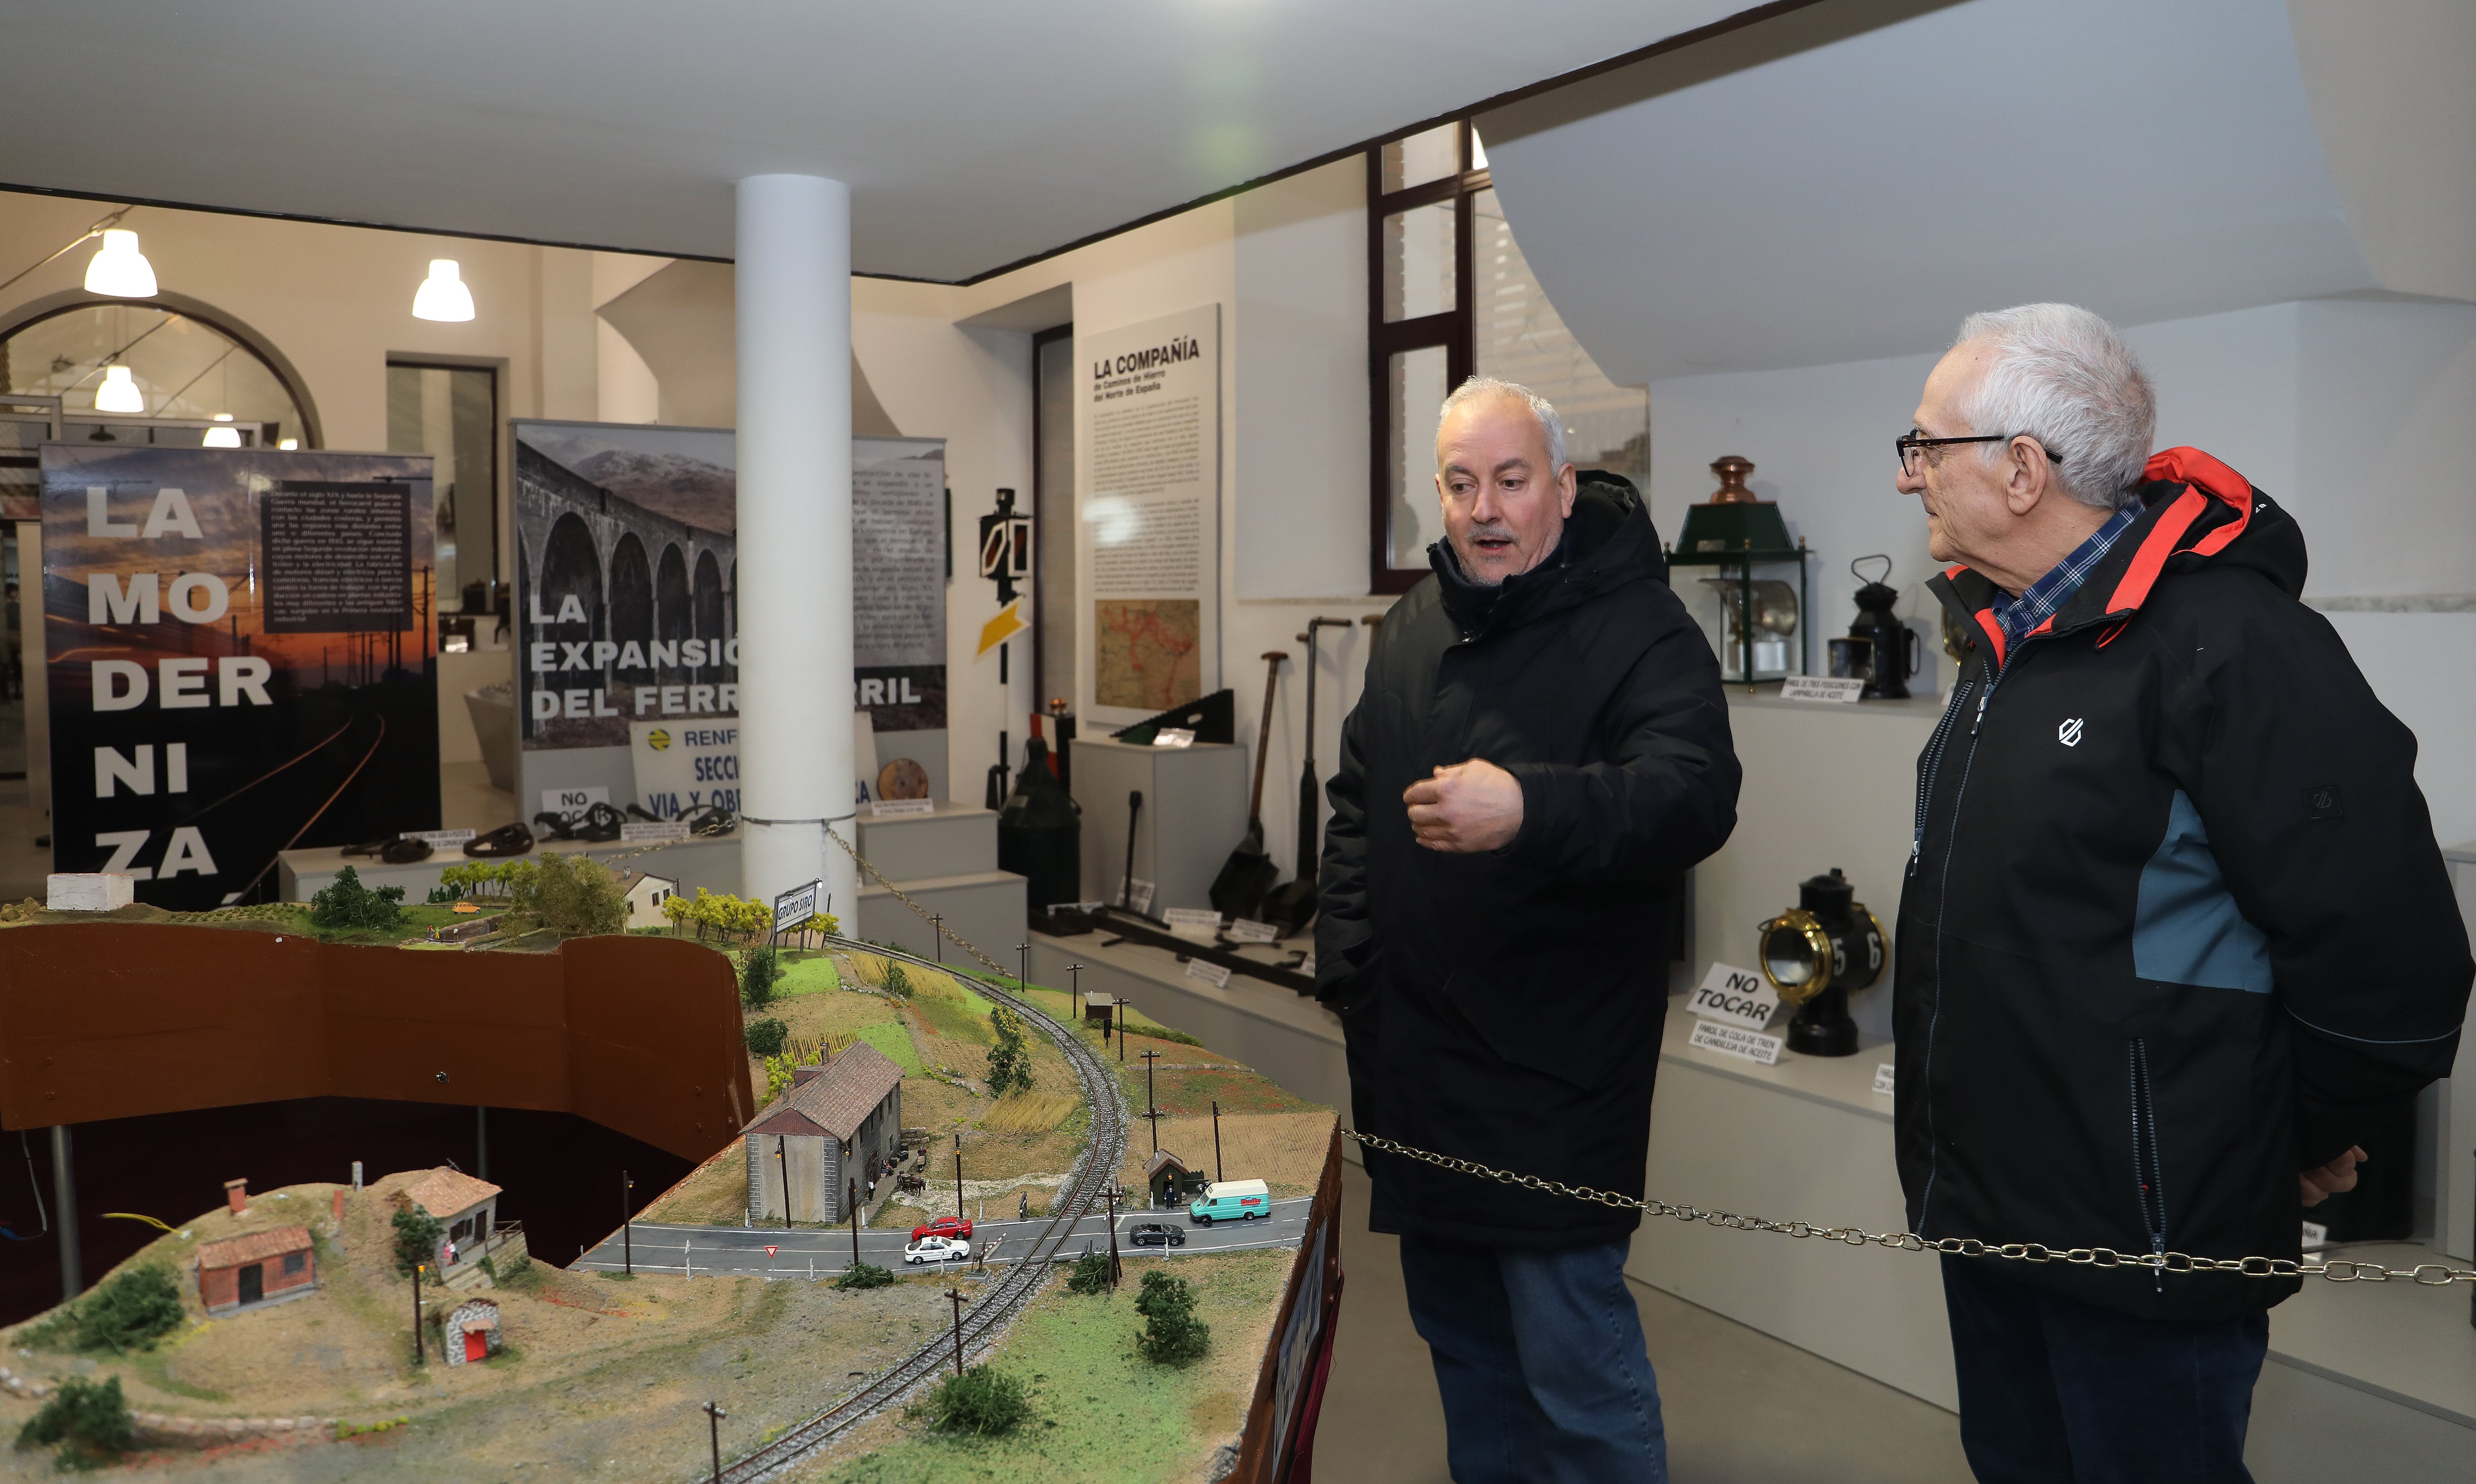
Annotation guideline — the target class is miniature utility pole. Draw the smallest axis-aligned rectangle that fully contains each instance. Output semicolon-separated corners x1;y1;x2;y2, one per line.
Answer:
1212;1099;1224;1183
777;1136;792;1230
944;1287;967;1377
702;1401;727;1483
622;1170;635;1276
930;915;943;963
953;1132;965;1219
1017;942;1029;994
1119;1004;1129;1062
848;1177;861;1269
412;1263;426;1364
1104;1185;1123;1290
1069;963;1082;1022
1141;1048;1162;1154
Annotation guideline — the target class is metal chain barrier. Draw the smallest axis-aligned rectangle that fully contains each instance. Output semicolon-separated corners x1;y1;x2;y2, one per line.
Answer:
817;823;2476;1292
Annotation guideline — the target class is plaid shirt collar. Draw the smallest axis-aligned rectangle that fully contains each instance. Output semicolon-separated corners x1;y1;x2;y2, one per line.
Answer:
1991;504;2141;645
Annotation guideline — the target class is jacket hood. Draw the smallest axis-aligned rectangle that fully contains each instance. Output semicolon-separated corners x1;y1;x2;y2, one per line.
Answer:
1429;473;1665;636
1930;447;2304;662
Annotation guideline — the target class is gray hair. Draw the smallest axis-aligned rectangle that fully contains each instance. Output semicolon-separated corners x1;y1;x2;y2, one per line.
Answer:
1953;304;2156;511
1439;375;1569;472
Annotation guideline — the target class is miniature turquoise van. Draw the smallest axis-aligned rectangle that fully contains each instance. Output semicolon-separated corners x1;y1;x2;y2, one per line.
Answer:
1186;1178;1270;1225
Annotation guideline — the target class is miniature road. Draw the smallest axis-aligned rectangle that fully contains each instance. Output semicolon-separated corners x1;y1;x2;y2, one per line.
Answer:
573;1197;1314;1279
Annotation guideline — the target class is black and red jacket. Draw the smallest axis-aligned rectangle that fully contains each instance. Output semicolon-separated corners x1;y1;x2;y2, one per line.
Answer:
1896;448;2472;1321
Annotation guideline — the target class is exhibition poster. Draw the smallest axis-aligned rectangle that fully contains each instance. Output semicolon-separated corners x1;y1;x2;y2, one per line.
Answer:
511;421;948;817
41;445;440;908
1080;305;1220;724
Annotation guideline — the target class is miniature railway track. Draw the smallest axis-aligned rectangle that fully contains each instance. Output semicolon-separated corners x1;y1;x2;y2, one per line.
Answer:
711;935;1129;1483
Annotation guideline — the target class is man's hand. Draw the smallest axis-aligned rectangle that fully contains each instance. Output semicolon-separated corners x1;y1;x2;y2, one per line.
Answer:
1403;760;1523;853
2300;1145;2367;1208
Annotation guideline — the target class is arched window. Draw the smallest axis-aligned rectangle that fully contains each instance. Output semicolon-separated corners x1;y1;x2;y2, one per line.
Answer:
1;303;311;447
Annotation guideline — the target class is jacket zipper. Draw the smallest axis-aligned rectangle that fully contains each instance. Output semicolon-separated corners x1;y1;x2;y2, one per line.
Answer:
2129;1038;2168;1289
1908;677;1975;878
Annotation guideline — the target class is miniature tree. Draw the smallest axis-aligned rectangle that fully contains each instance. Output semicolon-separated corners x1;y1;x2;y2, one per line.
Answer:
1135;1269;1209;1364
833;1261;895;1291
927;1366;1032;1435
391;1204;446;1278
985;1007;1034;1098
746;1017;790;1057
309;865;406;931
1065;1250;1113;1295
741;947;785;1008
73;1266;184;1355
17;1375;134;1468
881;961;913;999
512;853;628;937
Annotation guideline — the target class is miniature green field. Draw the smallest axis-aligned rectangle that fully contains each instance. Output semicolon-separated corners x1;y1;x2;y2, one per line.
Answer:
807;1250;1291;1484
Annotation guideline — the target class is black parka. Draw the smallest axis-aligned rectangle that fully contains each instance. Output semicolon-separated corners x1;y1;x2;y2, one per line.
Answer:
1316;479;1741;1247
1898;447;2473;1321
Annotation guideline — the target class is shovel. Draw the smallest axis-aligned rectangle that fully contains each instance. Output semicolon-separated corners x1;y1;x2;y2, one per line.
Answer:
1208;651;1288;919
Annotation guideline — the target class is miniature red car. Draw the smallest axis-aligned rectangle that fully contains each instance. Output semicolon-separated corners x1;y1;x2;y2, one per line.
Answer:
911;1215;975;1242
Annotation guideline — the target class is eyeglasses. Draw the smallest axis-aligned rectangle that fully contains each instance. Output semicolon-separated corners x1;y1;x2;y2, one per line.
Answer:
1897;429;2063;478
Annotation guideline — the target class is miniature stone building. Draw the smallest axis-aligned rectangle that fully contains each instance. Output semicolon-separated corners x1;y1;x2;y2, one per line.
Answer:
742;1040;904;1223
197;1225;315;1313
442;1297;502;1366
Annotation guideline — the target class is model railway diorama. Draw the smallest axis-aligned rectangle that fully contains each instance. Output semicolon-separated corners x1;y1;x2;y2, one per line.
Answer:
0;887;1341;1481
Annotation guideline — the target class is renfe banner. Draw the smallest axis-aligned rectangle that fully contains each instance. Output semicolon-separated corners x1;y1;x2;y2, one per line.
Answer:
41;445;441;907
510;421;947;818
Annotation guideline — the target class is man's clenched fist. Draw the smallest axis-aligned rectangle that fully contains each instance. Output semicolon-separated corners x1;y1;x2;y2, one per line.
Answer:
1403;759;1523;853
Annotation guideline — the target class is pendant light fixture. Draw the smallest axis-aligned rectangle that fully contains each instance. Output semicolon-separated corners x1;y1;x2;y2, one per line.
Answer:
83;229;158;298
203;414;242;448
412;259;475;322
94;364;144;414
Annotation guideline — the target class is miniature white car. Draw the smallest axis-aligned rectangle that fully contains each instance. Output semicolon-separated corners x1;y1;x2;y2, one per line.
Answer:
904;1235;971;1265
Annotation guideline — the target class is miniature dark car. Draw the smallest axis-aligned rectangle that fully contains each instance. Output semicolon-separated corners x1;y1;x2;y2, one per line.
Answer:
1127;1223;1186;1249
911;1215;975;1242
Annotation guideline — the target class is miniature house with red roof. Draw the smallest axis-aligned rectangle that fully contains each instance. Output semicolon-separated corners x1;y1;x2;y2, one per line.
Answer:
197;1225;315;1313
741;1040;904;1223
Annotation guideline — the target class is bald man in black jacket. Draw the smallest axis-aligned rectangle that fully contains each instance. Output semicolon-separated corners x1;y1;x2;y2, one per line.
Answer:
1318;377;1739;1484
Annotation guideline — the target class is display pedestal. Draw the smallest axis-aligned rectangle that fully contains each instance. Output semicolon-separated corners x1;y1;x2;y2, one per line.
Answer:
1071;738;1249;917
852;801;1024;962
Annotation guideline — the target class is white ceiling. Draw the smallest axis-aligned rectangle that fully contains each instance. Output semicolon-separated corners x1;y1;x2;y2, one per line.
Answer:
0;0;1758;282
1479;0;2445;382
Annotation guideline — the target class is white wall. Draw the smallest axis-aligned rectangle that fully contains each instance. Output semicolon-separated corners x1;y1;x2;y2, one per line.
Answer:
855;161;1389;880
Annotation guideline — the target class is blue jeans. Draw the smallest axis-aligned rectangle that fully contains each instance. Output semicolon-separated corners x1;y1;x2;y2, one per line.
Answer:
1398;1235;1667;1483
1941;1256;2267;1484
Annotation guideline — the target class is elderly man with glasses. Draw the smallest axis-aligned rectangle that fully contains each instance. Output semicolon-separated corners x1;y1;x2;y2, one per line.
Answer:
1892;303;2471;1483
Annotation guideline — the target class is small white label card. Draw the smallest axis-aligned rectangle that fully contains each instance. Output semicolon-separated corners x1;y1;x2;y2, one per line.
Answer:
1151;728;1197;749
2301;1220;2329;1250
1226;918;1280;944
1299;953;1316;976
1687;962;1780;1030
1871;1062;1897;1097
1780;675;1865;704
1688;1018;1784;1066
541;785;611;813
1183;958;1232;988
1123;879;1156;914
399;829;476;848
1163;907;1223;939
620;821;690;843
871;798;937;818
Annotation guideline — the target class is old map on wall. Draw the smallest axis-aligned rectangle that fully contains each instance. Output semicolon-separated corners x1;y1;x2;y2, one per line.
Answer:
1094;597;1202;710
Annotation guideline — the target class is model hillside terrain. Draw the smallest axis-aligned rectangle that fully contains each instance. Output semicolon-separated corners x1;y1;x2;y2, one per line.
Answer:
0;939;1335;1481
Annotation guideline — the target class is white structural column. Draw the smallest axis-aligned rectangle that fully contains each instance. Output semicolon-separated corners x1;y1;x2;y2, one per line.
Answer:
735;175;856;918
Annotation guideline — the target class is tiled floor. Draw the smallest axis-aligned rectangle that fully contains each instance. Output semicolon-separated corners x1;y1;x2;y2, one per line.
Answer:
1313;1158;1975;1483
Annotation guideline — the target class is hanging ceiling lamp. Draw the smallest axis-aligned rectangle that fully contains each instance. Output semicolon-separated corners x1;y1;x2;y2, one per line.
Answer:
203;413;242;448
94;364;144;414
412;259;474;322
83;229;157;298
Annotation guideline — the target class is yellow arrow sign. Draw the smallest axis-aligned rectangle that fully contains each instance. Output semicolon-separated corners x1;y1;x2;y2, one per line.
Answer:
978;599;1028;658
